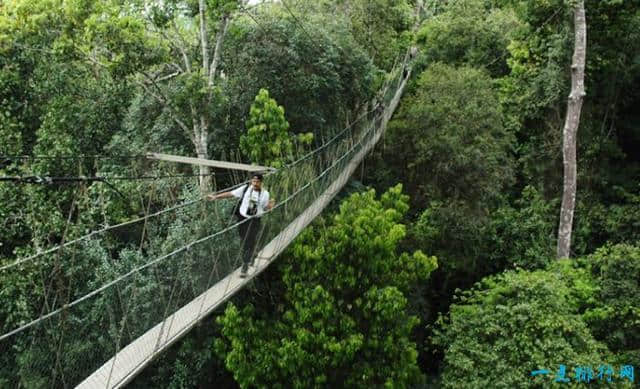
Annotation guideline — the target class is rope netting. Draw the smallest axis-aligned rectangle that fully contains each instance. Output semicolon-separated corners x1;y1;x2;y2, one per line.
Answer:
0;60;408;388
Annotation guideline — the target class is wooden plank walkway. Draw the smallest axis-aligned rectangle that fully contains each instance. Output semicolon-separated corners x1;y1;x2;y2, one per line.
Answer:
76;67;410;389
147;152;275;172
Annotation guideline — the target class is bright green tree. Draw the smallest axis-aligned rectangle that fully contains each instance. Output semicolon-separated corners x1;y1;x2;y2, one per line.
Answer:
433;268;621;388
240;88;312;168
216;185;437;388
579;244;640;368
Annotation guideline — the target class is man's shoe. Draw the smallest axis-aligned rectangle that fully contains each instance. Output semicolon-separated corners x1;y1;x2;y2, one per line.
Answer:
240;264;248;278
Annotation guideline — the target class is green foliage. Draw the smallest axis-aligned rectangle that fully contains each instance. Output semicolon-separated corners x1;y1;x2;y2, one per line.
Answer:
434;269;616;389
572;189;640;256
409;186;555;297
486;186;556;270
216;185;437;388
433;244;640;389
240;88;312;168
385;63;515;207
580;244;640;367
82;5;167;77
222;9;375;140
416;0;523;77
340;0;415;71
412;200;490;274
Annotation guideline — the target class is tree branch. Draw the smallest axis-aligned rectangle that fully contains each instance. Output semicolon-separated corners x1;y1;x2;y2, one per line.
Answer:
199;0;209;77
137;71;192;139
208;13;230;86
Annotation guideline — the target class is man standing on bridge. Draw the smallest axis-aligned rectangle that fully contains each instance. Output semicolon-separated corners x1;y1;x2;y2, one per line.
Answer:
206;173;275;277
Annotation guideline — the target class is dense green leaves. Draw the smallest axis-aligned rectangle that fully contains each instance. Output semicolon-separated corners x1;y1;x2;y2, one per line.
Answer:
221;8;375;141
434;269;616;388
384;63;515;207
240;88;312;168
434;244;640;388
417;0;523;77
580;244;640;367
216;185;437;388
339;0;415;70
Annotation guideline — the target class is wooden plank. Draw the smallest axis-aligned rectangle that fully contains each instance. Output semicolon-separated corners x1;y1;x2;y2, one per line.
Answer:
77;65;411;389
146;152;274;172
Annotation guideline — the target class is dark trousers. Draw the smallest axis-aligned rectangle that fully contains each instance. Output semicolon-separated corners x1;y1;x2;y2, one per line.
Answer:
238;217;261;266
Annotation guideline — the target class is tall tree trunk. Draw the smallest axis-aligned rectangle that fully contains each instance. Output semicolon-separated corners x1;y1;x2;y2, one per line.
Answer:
195;125;211;192
557;1;587;259
194;0;211;193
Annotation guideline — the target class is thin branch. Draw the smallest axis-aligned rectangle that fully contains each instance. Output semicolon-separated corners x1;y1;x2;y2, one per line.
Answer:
156;71;180;83
166;19;194;73
199;0;210;77
136;72;192;137
208;13;230;86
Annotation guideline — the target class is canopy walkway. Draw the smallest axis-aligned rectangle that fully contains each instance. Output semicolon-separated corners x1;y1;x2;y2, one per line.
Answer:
0;55;413;388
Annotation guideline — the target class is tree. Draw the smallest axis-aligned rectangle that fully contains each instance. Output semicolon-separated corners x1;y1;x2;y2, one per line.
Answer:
240;88;312;168
415;0;523;77
123;0;244;192
336;0;415;71
578;244;640;368
412;186;556;276
557;0;587;258
220;6;376;141
434;268;616;388
382;63;514;208
216;185;437;388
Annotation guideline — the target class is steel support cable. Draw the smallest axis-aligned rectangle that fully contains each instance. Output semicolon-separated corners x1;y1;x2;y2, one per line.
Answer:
43;66;408;388
0;114;347;272
0;171;236;183
0;155;147;160
281;104;380;170
2;57;406;350
0;97;385;343
0;180;249;272
0;68;397;273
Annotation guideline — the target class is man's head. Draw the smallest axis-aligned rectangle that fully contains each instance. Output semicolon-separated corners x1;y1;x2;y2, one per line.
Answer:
251;173;263;190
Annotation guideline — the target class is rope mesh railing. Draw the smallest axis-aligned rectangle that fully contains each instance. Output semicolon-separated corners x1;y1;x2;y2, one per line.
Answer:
0;58;409;388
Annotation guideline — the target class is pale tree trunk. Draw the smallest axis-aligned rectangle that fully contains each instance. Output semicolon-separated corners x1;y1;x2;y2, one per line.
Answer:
194;128;211;191
193;0;212;193
143;1;243;194
192;1;236;193
557;1;587;259
199;0;209;77
193;0;213;193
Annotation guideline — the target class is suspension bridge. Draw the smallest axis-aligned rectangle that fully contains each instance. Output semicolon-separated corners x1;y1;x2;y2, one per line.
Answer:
0;53;413;388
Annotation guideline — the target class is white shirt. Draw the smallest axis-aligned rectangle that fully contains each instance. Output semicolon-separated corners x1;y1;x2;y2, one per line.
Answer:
231;184;270;218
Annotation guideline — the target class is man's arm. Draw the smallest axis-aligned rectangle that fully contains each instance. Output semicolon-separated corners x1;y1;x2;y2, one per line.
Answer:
205;191;234;201
266;198;275;211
